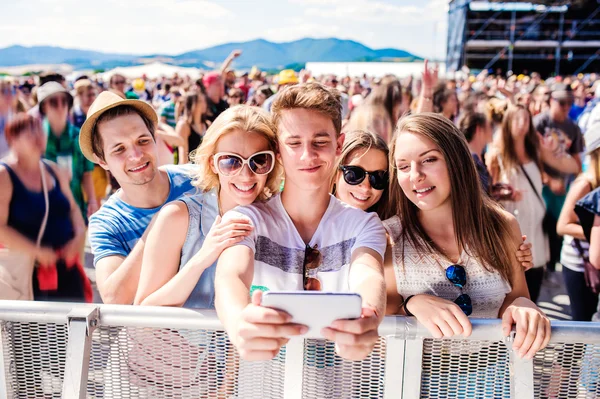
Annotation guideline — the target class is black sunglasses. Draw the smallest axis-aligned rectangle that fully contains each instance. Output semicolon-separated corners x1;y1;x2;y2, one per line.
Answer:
446;265;472;316
339;165;388;191
303;244;322;291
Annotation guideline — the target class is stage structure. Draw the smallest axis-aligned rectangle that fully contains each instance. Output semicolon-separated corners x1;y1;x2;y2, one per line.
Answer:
447;0;600;76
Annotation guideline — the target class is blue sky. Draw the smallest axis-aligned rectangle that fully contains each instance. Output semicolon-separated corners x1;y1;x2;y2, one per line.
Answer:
1;0;449;59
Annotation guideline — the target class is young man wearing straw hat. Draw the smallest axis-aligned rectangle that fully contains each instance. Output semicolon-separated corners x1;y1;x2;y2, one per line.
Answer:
81;91;195;304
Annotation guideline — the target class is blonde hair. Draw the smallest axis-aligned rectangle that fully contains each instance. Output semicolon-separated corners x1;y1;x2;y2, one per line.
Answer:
272;82;342;136
191;105;283;200
586;148;600;190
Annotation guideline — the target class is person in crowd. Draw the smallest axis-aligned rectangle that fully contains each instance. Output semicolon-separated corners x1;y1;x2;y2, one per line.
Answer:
72;79;97;129
531;84;551;117
534;83;584;282
134;105;282;308
366;80;403;129
0;114;91;302
487;104;580;302
0;81;16;159
457;111;494;195
570;80;588;121
248;85;273;108
433;83;459;122
109;74;129;99
83;91;196;305
71;79;109;209
152;81;172;109
175;91;208;164
17;81;36;111
383;112;550;360
38;82;97;222
216;83;386;362
235;72;251;100
557;123;600;320
203;72;229;123
159;87;181;129
262;69;299;112
227;88;245;107
344;104;393;143
127;78;152;103
578;84;600;134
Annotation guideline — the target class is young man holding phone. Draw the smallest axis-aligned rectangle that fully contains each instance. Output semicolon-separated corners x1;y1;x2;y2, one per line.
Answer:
215;82;387;361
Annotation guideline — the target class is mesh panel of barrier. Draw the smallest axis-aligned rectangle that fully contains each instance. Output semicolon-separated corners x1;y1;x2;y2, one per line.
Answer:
420;339;511;399
1;320;68;399
534;342;600;399
86;325;286;399
301;338;387;399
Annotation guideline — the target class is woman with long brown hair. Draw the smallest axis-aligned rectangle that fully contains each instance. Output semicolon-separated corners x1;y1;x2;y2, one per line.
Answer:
486;104;579;302
383;113;550;360
175;91;208;163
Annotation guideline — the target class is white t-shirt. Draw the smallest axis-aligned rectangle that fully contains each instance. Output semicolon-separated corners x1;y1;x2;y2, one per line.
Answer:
223;193;386;293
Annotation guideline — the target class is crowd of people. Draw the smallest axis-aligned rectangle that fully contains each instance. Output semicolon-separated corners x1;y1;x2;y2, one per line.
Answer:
2;50;600;368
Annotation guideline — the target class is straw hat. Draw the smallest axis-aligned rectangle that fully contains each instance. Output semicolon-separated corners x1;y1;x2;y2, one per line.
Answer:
79;91;158;162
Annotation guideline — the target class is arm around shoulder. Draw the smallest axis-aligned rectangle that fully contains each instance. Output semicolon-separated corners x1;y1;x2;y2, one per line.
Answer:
134;201;189;305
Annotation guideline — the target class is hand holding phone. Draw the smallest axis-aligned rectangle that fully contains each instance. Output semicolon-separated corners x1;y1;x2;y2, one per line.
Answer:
261;291;363;339
321;306;381;361
234;291;307;361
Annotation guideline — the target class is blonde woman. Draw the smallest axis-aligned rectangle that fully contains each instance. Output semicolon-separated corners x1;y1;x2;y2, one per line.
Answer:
134;105;282;308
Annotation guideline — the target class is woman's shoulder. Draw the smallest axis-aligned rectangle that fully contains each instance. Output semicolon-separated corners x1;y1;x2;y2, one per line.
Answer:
496;207;522;242
157;200;191;225
382;215;402;243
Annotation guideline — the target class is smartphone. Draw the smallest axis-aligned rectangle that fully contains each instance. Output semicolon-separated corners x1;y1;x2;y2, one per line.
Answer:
261;291;362;339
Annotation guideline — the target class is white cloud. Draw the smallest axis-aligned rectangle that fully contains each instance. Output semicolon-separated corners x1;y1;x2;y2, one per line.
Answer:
0;0;449;59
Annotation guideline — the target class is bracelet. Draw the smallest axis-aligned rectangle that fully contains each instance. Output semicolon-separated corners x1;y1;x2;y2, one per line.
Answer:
401;295;415;316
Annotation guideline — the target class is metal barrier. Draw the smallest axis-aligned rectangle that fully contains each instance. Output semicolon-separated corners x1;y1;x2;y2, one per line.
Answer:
0;301;599;399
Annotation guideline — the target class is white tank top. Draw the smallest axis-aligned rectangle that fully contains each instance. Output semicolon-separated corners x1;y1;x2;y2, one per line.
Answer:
496;158;550;268
383;216;511;319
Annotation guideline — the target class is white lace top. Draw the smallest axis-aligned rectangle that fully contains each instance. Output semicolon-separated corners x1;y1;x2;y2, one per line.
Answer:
383;216;511;319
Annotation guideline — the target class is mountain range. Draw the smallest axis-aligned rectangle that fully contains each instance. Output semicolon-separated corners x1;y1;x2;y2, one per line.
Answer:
0;38;422;71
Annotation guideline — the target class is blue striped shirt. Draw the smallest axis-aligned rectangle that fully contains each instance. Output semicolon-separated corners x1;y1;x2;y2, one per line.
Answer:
88;164;196;266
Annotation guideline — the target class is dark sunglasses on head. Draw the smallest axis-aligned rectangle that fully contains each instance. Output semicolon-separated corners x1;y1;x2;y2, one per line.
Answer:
446;264;472;316
213;150;275;177
339;165;389;191
113;80;126;85
303;244;322;291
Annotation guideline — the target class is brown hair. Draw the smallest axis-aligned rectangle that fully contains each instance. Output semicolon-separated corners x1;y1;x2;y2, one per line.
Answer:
191;105;283;200
385;112;515;283
457;111;488;143
367;80;403;128
334;129;390;218
497;104;541;175
271;82;342;136
4;113;40;144
92;105;157;162
432;83;457;116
